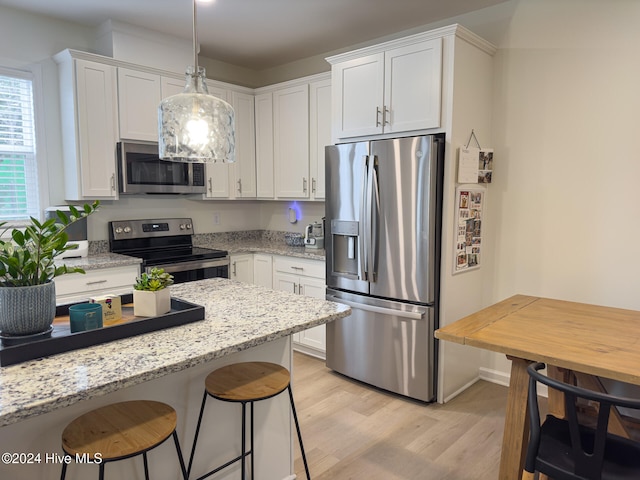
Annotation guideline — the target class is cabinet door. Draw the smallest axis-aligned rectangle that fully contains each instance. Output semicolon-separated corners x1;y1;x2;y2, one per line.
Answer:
203;87;231;199
74;59;119;199
384;38;442;133
255;92;274;198
297;274;327;354
332;53;384;140
253;254;273;288
230;254;254;283
273;84;309;198
229;91;256;198
160;76;186;98
309;79;331;200
117;68;161;141
273;271;299;295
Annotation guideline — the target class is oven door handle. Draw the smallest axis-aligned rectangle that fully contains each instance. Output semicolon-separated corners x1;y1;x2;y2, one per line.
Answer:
147;257;230;274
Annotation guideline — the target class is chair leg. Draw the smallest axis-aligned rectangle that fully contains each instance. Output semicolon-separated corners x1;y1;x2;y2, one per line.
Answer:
143;452;150;480
172;430;189;480
187;390;209;478
250;401;255;480
60;458;68;480
99;462;105;480
241;402;247;480
288;385;311;480
521;471;535;480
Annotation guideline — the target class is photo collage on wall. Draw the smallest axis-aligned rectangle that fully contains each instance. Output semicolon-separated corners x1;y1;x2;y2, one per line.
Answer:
454;187;484;273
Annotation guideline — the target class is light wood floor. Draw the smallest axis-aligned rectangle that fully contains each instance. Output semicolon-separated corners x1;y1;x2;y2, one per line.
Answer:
291;352;509;480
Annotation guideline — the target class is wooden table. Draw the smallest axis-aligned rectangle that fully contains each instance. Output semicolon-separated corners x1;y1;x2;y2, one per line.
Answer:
435;294;640;480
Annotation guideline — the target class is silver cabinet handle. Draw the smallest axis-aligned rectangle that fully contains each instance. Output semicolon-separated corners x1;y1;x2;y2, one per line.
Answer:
312;178;316;193
86;279;108;286
302;178;308;193
376;107;382;127
208;178;213;193
298;283;303;295
290;266;303;271
232;261;237;276
383;106;390;126
237;179;242;194
293;283;298;294
111;173;116;191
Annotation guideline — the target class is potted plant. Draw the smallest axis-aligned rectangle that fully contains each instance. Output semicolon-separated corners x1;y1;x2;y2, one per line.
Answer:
133;267;174;317
0;201;100;337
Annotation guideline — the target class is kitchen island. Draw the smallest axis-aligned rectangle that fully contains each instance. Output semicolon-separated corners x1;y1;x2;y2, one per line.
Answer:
0;278;349;480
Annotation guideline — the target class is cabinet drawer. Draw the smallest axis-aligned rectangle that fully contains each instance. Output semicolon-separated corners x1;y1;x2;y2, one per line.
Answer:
273;256;324;279
54;265;140;297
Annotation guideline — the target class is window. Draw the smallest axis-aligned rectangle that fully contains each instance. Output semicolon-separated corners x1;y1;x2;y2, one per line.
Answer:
0;69;39;221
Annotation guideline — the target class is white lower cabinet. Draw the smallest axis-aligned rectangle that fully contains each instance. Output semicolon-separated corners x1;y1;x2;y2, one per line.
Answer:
54;264;140;305
253;254;273;288
272;256;326;357
229;254;254;283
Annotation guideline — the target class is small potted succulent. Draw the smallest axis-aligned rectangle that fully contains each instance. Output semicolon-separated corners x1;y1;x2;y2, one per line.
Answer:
0;201;100;337
133;267;174;317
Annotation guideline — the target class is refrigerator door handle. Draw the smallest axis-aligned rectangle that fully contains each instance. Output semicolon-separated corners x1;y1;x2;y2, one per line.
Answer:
364;155;375;282
360;155;369;281
370;156;380;282
326;295;426;320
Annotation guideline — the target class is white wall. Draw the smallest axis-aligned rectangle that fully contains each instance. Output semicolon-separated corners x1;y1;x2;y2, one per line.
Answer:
457;0;640;377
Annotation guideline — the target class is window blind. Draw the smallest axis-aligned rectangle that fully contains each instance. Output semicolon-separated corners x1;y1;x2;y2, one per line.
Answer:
0;71;39;220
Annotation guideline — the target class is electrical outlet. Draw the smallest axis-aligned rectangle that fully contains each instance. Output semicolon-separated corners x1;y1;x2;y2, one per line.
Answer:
213;212;220;225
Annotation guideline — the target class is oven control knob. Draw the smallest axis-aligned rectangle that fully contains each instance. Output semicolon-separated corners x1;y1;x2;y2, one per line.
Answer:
123;226;131;234
186;223;192;230
179;224;186;230
115;227;123;234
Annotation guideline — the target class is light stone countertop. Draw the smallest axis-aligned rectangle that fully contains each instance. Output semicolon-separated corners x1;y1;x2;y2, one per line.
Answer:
194;235;325;260
58;252;142;271
0;278;349;427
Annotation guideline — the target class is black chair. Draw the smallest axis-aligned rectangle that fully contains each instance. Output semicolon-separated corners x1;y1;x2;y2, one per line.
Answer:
522;362;640;480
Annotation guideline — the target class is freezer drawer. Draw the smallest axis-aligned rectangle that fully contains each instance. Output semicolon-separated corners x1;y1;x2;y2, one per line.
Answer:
326;290;435;402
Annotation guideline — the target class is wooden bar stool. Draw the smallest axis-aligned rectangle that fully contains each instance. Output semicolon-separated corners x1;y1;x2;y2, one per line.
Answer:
60;400;188;480
187;361;311;480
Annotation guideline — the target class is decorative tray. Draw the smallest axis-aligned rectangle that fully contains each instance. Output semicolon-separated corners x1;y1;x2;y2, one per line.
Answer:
0;294;205;367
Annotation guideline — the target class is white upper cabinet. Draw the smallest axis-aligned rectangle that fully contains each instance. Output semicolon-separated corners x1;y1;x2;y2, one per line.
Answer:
329;35;442;141
117;68;162;142
55;50;119;200
255;92;275;198
228;91;256;198
309;78;331;200
203;88;231;199
273;84;310;198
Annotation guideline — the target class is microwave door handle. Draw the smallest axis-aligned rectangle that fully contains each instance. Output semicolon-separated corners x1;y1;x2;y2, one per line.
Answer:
359;155;369;281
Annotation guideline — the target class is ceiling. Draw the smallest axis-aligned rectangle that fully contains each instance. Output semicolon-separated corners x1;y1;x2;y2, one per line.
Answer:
2;0;508;70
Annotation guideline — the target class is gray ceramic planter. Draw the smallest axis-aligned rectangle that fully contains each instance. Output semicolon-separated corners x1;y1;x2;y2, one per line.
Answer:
0;281;56;336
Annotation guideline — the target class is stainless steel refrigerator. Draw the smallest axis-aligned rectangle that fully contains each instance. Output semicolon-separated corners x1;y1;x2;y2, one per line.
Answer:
325;134;445;402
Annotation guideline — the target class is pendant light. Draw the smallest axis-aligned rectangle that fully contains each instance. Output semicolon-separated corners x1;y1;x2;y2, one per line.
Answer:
158;0;235;162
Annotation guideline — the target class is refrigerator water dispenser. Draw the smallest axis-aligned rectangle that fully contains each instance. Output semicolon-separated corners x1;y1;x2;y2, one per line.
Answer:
330;220;359;279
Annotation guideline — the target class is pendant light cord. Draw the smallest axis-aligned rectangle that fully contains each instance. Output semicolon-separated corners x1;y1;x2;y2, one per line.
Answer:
192;0;199;70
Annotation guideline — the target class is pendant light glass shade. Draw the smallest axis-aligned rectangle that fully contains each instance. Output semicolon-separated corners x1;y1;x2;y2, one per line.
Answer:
159;66;235;162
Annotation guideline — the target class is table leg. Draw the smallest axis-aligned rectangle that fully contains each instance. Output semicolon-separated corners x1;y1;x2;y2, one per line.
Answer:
500;357;531;480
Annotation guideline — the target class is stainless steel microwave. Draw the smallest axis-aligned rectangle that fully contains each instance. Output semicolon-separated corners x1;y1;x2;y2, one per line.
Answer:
117;141;207;194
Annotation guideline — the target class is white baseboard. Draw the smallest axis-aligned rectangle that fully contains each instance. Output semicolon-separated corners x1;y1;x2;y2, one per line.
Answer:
282;475;297;480
443;376;480;403
479;367;548;397
479;367;511;387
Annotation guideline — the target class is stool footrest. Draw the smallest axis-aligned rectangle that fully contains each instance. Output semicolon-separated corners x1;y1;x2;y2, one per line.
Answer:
194;451;252;480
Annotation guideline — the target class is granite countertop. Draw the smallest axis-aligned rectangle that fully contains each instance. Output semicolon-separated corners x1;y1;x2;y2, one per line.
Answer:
59;252;142;271
0;278;349;427
194;231;326;260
